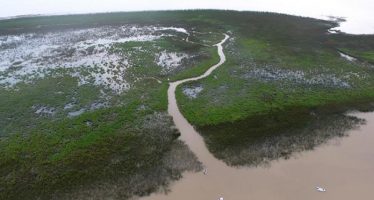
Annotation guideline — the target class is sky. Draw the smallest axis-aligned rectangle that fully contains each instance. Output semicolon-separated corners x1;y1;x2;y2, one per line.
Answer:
1;0;374;34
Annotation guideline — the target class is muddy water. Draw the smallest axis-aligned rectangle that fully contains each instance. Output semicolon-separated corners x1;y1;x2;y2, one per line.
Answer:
141;34;374;200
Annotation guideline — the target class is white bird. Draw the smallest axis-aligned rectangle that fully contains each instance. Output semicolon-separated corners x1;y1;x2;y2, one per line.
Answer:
316;186;326;192
219;197;224;200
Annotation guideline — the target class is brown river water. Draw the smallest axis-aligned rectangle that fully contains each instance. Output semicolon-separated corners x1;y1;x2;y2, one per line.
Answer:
141;34;374;200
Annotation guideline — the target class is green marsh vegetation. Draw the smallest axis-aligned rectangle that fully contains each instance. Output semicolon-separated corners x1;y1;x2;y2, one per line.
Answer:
0;11;221;199
0;10;373;199
174;11;374;165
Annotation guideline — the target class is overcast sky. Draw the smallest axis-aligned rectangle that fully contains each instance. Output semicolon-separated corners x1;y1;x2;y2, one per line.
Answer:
1;0;373;34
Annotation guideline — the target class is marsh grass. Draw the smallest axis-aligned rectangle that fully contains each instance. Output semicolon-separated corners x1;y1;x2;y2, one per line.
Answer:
1;10;374;199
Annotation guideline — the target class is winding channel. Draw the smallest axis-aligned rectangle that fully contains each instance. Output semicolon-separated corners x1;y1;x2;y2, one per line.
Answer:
168;34;230;166
141;34;374;200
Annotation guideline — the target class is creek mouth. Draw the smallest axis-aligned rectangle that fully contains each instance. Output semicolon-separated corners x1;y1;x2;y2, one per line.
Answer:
141;33;374;200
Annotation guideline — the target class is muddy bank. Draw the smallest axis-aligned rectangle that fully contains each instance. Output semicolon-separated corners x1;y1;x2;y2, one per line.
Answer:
198;100;374;166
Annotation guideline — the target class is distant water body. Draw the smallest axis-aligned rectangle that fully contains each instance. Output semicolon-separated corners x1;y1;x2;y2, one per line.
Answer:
0;0;373;34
